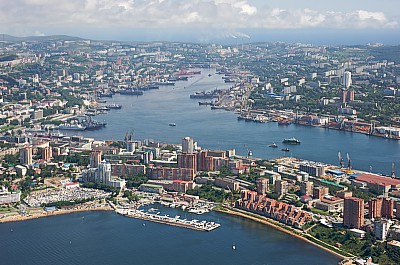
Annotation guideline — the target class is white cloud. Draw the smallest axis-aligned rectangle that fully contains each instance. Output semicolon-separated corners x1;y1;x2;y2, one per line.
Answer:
0;0;398;36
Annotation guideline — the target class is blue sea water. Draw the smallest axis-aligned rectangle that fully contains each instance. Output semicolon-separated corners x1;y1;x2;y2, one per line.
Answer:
3;69;396;265
0;209;340;265
72;68;400;176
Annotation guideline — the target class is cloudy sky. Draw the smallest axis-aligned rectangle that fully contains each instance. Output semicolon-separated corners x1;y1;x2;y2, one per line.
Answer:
1;0;399;43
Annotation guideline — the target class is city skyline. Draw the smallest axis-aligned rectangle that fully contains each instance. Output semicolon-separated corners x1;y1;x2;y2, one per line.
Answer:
1;1;400;44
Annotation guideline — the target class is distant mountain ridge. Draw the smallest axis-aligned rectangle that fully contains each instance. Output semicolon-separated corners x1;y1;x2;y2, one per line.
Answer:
0;34;84;42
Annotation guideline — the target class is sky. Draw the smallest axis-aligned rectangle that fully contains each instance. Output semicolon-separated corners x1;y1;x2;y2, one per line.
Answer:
1;0;400;44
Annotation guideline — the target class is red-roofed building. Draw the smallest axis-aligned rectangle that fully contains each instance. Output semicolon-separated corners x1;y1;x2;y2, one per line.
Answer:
232;165;248;175
355;173;400;193
65;182;79;189
236;190;312;228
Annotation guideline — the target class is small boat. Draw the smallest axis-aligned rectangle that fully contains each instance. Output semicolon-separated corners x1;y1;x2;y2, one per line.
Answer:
269;143;278;148
232;245;236;250
169;123;176;126
281;148;289;152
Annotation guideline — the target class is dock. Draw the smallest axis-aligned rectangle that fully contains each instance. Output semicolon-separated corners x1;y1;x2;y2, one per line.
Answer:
115;209;220;232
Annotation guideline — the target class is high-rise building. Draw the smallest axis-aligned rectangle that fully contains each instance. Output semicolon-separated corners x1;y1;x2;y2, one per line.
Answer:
256;178;269;196
274;180;288;196
19;146;33;165
343;71;352;89
313;186;329;200
369;198;383;219
341;89;347;104
368;197;394;219
97;160;112;184
348;90;355;102
90;150;102;168
382;198;394;219
40;146;52;162
341;89;355;104
182;137;194;154
395;201;400;220
344;197;364;229
178;153;197;173
300;181;314;196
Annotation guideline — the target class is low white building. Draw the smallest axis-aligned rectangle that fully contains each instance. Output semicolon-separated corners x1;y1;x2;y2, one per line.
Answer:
0;189;21;204
375;219;391;241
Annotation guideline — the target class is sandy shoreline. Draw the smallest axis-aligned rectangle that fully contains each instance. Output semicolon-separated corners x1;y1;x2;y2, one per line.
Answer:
216;207;351;261
0;205;113;223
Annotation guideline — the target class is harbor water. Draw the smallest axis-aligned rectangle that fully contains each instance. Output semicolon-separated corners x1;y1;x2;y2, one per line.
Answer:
73;68;400;176
3;69;394;264
0;209;340;265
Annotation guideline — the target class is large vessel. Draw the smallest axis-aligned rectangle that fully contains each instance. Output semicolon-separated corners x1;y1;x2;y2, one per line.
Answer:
278;120;292;125
106;103;122;109
282;138;301;144
120;88;144;95
58;124;86;131
190;91;219;99
82;116;107;130
154;81;175;86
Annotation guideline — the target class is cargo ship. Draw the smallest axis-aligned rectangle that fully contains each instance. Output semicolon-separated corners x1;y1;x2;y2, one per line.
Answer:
190;91;219;99
154;81;175;86
120;89;144;96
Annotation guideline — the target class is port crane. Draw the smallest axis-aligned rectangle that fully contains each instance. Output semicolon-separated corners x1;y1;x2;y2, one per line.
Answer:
391;162;396;178
338;152;344;168
345;153;353;174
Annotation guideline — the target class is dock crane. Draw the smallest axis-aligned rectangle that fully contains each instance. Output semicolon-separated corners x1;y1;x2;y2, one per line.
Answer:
345;153;353;174
391;162;396;179
347;153;352;170
338;152;344;168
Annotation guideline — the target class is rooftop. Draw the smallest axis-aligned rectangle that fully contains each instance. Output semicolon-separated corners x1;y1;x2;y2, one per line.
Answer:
356;173;400;187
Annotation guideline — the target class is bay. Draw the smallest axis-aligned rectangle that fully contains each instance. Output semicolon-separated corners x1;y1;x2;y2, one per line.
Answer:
0;210;340;265
71;68;400;176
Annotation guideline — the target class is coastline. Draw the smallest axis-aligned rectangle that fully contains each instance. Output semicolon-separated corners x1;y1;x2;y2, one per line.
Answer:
0;204;113;223
293;121;399;141
215;206;351;261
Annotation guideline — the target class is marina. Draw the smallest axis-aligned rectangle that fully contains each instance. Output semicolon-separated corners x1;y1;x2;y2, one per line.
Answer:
115;208;220;232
